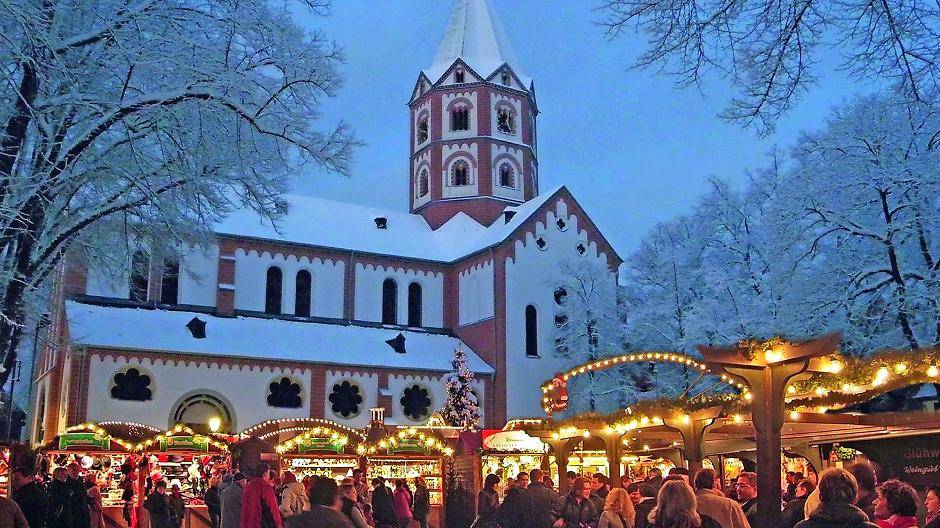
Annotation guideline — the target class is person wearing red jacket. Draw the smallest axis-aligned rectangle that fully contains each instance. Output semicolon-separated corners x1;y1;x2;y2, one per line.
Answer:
241;463;283;528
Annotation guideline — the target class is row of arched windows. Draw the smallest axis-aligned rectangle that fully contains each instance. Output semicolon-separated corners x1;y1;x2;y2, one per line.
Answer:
264;267;313;317
382;278;423;327
416;104;521;143
418;160;519;193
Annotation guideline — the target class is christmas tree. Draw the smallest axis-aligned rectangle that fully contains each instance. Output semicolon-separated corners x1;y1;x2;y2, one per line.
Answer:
440;347;480;430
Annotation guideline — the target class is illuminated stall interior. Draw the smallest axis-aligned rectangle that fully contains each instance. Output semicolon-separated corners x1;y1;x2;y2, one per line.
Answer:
274;422;364;482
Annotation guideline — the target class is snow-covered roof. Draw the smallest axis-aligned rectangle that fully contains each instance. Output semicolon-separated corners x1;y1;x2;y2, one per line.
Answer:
425;0;531;87
66;301;494;374
215;186;563;263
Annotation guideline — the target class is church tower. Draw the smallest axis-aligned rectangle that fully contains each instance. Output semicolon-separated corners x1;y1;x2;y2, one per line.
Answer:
409;0;539;229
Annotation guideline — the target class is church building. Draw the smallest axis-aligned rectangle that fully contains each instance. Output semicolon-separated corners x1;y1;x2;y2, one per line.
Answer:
31;0;622;443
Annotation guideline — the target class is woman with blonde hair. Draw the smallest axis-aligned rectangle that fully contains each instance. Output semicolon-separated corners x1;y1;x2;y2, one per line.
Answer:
599;488;636;528
650;480;721;528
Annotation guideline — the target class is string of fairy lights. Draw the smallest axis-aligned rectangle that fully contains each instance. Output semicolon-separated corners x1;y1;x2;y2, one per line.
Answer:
273;426;454;457
62;422;230;452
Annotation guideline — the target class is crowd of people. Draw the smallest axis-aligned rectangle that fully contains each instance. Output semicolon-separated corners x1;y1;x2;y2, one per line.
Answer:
469;463;940;528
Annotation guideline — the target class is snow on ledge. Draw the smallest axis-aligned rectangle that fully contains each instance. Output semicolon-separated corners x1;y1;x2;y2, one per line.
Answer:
66;301;494;375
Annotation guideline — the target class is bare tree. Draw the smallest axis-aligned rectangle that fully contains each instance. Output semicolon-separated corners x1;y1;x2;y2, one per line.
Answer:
0;0;357;387
598;1;940;133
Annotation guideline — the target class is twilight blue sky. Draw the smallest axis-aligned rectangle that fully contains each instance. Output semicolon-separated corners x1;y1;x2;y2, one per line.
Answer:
294;1;876;257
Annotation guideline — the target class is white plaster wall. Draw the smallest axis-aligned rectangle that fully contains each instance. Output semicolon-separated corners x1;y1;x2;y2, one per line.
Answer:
413;100;432;152
442;143;479;199
86;259;131;299
491;95;522;139
178;245;219;307
323;371;378;429
85;354;312;431
458;262;495;325
353;264;443;327
503;199;616;418
441;91;478;140
491;144;525;202
233;250;345;318
413;150;432;210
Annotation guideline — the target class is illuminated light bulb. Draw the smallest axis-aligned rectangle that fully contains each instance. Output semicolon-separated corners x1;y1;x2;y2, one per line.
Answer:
894;363;907;374
815;387;826;396
841;383;853;392
681;415;691;425
640;416;650;425
208;417;222;433
929;366;939;377
643;444;650;452
732;414;743;424
817;406;828;413
551;432;559;440
582;430;591;438
873;367;890;386
789;411;800;420
764;348;783;363
743;393;753;401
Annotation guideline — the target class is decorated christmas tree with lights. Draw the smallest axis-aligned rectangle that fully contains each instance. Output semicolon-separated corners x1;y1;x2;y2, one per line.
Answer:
441;347;480;430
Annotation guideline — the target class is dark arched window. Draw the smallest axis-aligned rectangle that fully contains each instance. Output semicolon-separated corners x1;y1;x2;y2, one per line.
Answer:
525;305;538;357
416;114;429;143
451;160;470;186
160;258;179;305
418;169;429;197
129;250;149;302
451;106;469;131
407;282;422;327
499;162;515;188
455;68;465;83
382;278;398;325
265;266;283;315
295;270;312;317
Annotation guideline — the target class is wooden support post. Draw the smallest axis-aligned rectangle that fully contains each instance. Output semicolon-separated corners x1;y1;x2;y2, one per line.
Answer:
545;438;571;495
663;407;721;478
598;430;623;488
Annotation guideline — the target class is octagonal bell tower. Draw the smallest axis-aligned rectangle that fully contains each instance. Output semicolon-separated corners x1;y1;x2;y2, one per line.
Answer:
409;0;539;229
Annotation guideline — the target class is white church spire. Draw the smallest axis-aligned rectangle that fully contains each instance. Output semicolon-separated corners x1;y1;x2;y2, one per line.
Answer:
425;0;530;87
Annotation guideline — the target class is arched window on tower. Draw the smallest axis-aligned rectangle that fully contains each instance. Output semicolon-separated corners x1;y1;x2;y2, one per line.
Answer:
160;258;179;305
497;106;516;135
455;68;465;83
417;169;429;197
382;278;398;325
407;282;422;327
416;114;429;144
451;105;469;131
501;70;511;85
525;305;538;357
265;266;283;315
451;160;470;186
295;270;312;317
498;162;515;188
129;250;149;302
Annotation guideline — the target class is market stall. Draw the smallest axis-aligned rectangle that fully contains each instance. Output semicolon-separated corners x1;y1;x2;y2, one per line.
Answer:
137;424;231;528
480;429;547;490
274;422;364;482
365;427;453;527
43;422;155;527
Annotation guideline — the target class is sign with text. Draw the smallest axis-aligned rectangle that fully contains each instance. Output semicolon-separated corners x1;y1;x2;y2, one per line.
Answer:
296;437;346;455
59;432;111;451
161;435;210;453
847;433;940;486
482;430;546;453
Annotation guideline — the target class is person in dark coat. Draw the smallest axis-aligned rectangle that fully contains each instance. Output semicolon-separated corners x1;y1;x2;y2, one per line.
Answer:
66;463;91;528
848;462;878;522
794;468;878;528
553;477;597;528
169;482;186;528
371;477;397;528
48;468;75;528
12;467;49;528
634;483;658;528
221;473;247;528
285;477;353;528
205;476;223;528
473;474;501;528
782;480;816;528
412;476;431;528
526;469;560;528
499;483;530;528
145;481;174;528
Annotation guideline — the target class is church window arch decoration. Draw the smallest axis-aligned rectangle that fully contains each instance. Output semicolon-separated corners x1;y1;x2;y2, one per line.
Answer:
407;282;423;327
267;376;303;408
172;391;235;432
265;266;283;315
450;159;471;186
525;305;539;357
295;270;312;317
496;104;516;135
450;102;470;131
416;112;429;144
382;278;398;324
111;366;154;401
417;168;430;197
130;249;150;302
401;384;433;421
498;162;515;188
329;380;364;418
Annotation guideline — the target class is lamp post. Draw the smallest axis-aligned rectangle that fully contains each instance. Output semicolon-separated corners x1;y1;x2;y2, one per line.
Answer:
209;416;222;434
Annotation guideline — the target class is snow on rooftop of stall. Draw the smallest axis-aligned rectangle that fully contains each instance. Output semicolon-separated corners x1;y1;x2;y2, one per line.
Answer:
425;0;530;86
215;186;563;262
66;301;494;374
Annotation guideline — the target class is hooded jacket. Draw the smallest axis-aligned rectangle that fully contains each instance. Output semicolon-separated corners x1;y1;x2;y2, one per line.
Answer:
793;502;879;528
